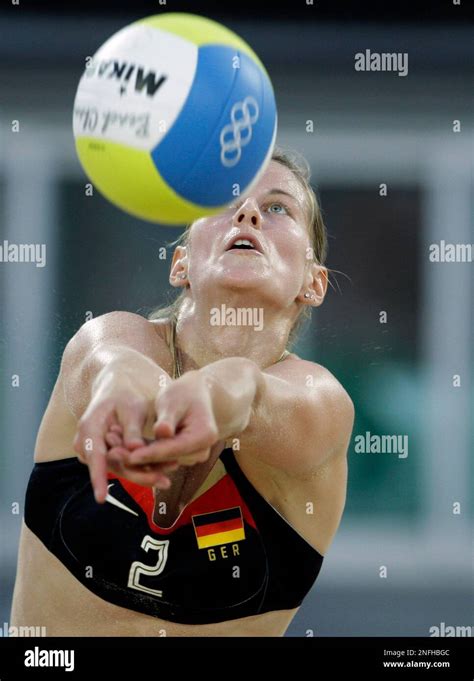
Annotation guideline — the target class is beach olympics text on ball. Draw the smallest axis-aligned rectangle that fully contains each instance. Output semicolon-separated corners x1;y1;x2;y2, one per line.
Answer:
73;12;277;224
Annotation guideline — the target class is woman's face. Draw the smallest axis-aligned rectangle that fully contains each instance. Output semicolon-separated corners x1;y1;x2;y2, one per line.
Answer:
174;160;317;308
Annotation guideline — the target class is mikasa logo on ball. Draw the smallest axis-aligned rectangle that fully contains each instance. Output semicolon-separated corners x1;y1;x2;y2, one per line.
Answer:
85;60;168;98
220;96;260;168
74;24;199;151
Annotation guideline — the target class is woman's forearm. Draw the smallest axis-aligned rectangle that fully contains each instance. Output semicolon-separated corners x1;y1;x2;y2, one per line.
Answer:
197;357;264;440
63;343;171;421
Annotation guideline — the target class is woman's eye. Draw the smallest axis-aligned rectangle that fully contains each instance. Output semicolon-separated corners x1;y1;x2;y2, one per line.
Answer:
267;202;289;215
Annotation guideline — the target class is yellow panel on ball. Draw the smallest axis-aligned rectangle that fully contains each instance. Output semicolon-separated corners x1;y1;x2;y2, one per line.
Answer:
137;13;266;72
75;137;225;225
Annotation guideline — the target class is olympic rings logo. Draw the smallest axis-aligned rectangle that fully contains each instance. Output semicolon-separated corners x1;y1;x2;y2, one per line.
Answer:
219;96;260;168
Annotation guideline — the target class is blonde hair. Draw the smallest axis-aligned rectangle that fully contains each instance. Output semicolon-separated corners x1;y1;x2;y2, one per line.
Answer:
147;145;328;350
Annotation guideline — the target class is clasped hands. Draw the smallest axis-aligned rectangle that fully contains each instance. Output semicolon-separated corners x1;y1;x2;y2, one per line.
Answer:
73;366;251;504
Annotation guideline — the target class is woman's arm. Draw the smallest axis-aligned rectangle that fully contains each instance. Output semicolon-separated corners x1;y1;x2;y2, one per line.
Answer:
128;355;354;480
60;311;177;501
235;355;354;478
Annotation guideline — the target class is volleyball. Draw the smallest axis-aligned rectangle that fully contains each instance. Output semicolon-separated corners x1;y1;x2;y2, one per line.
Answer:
72;13;277;225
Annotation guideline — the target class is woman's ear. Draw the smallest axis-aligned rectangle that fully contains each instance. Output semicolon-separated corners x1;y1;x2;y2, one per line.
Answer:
311;264;328;306
169;246;188;288
296;263;328;307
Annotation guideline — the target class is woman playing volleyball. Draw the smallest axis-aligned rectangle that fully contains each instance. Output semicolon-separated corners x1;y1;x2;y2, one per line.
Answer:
11;147;354;636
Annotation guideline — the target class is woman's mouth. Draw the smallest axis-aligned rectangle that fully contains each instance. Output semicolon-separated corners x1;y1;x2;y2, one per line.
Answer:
224;233;264;254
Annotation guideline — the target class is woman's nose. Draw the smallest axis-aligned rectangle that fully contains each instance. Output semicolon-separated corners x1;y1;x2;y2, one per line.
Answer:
232;199;262;229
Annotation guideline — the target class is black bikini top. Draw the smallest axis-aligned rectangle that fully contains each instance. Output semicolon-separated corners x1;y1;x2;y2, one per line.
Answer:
24;445;324;625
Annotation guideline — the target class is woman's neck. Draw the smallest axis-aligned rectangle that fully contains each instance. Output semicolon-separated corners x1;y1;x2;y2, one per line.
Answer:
173;303;292;374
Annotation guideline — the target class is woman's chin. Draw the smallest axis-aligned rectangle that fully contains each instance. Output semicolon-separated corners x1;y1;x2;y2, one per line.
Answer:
217;272;268;289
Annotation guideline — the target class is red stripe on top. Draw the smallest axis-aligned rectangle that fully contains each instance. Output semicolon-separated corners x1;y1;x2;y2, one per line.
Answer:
107;470;257;534
195;517;243;538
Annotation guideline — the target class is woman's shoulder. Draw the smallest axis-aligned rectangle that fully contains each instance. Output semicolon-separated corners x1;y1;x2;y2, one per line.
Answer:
271;351;351;393
63;311;163;356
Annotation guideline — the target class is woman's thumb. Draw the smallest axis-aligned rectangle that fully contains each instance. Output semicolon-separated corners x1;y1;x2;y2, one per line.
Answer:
153;413;175;438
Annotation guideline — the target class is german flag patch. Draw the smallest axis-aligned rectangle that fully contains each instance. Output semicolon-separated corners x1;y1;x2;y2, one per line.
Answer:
192;507;246;549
